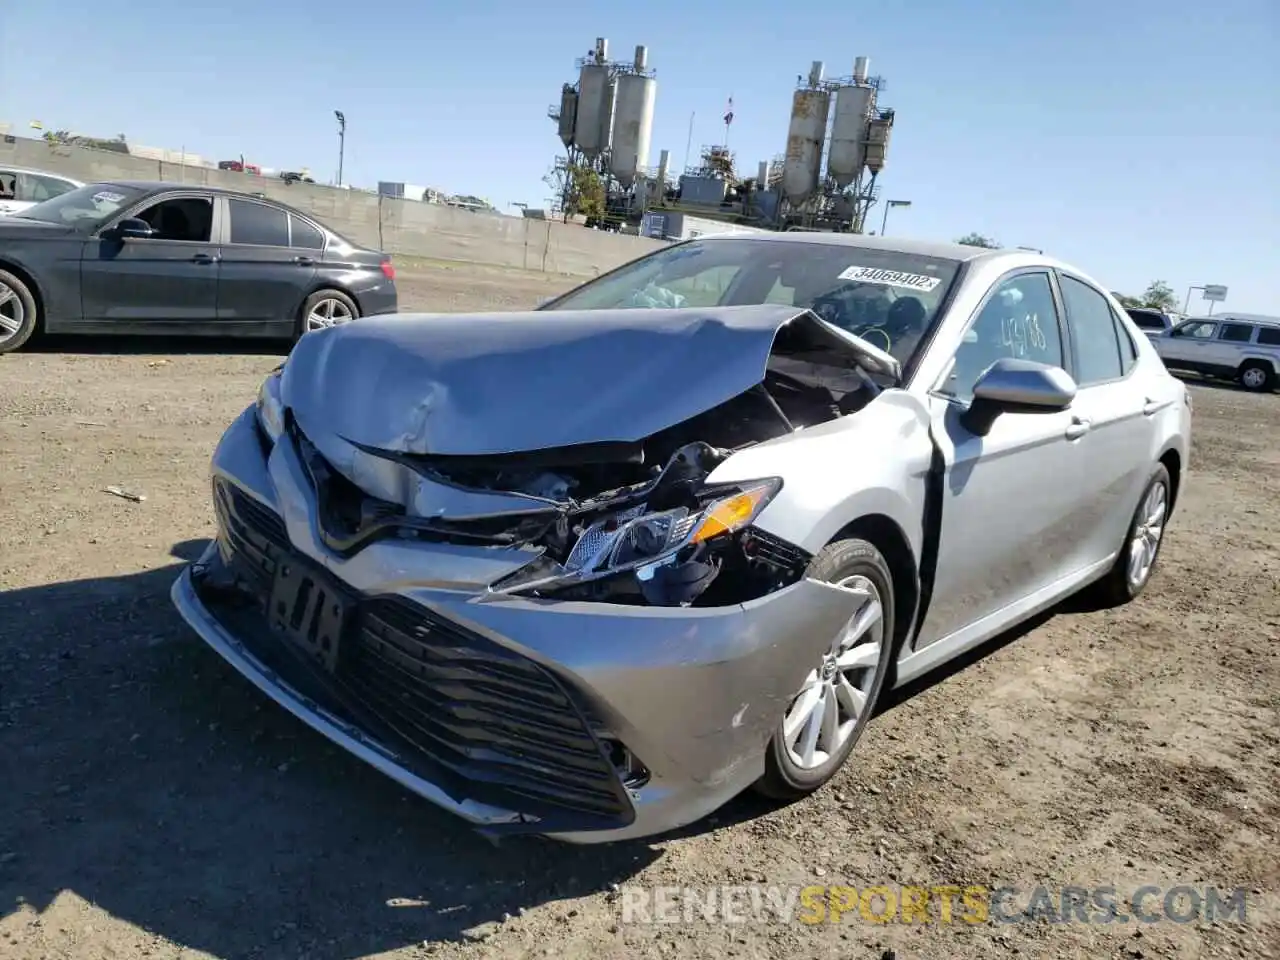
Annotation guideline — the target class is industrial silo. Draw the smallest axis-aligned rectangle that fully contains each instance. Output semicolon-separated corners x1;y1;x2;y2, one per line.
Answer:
557;83;578;147
826;58;873;188
781;62;831;205
609;45;656;188
574;38;610;158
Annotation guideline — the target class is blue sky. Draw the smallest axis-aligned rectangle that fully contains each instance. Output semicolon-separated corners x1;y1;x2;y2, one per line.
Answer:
3;0;1276;312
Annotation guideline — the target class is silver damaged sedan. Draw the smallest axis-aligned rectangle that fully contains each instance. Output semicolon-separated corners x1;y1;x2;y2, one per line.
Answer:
171;234;1192;843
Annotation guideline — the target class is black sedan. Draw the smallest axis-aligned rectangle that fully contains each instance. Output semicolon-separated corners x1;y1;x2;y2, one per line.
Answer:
0;180;398;354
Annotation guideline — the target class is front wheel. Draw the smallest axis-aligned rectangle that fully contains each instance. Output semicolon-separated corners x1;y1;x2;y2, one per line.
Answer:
296;289;359;339
0;269;39;355
753;538;896;800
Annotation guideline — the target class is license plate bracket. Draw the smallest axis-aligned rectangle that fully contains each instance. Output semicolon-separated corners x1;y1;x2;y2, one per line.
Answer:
268;558;351;673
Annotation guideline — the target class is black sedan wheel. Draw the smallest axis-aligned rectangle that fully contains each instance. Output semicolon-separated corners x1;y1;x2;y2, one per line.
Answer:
0;269;38;355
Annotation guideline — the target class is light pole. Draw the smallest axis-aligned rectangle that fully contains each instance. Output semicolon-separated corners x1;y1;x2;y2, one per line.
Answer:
880;199;912;236
334;110;346;187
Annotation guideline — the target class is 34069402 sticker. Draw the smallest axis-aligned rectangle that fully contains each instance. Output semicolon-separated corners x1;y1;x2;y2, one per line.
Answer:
837;265;942;292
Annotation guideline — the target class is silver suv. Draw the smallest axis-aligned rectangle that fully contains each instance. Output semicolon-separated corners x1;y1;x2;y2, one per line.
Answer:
1154;317;1280;392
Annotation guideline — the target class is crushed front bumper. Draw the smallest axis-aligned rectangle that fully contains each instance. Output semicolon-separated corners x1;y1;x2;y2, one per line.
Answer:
170;407;862;843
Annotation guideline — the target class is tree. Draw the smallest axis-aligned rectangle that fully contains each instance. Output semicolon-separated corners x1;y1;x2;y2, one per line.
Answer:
1140;280;1177;312
956;232;1000;249
543;159;606;223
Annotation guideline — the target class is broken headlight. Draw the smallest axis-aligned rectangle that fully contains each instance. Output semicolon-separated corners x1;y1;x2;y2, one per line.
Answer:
491;478;782;597
255;367;285;444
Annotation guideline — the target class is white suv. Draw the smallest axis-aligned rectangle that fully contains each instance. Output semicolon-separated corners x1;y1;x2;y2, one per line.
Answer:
0;166;84;216
1154;317;1280;392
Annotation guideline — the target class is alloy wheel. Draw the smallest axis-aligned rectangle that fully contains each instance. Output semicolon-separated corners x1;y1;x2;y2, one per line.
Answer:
1241;367;1267;390
306;297;354;331
781;575;885;771
1127;480;1168;589
0;282;25;346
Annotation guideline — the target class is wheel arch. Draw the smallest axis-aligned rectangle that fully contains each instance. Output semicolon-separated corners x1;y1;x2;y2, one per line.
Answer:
825;513;919;663
1158;447;1182;513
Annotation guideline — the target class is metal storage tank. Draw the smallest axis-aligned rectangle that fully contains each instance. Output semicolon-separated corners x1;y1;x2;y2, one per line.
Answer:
557;84;578;147
864;111;894;174
782;66;831;204
827;69;873;187
574;62;610;157
609;58;656;187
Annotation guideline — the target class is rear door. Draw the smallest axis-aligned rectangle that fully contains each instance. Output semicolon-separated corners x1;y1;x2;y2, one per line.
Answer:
1054;273;1155;564
214;197;319;332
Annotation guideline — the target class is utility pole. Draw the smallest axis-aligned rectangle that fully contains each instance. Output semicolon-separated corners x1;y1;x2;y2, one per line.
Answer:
334;110;346;187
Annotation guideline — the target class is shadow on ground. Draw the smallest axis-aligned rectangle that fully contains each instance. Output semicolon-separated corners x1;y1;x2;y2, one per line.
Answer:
0;539;1079;956
27;333;290;357
0;541;659;957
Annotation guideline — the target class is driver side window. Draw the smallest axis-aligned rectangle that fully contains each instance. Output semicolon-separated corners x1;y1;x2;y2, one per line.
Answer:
939;272;1064;402
132;196;214;243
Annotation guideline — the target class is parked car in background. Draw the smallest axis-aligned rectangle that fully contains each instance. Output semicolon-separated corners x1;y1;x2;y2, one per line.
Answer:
1125;306;1177;339
0;165;83;217
171;233;1191;844
0;180;397;354
1152;316;1280;392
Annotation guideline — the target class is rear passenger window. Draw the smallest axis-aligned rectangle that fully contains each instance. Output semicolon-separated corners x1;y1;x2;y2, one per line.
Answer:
1258;327;1280;346
1219;322;1254;343
290;215;324;250
1114;310;1138;372
228;199;290;246
1060;275;1123;385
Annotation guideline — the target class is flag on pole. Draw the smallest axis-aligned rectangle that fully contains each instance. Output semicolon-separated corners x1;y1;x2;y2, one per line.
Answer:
723;96;734;127
29;121;43;130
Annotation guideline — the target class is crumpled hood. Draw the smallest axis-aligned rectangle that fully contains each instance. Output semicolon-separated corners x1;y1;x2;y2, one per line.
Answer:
281;305;895;457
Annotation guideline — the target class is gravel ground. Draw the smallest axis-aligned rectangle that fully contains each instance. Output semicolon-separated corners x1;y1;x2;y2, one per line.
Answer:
0;263;1277;960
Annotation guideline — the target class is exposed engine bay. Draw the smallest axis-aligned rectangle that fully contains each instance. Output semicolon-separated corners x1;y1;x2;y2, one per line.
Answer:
283;310;892;609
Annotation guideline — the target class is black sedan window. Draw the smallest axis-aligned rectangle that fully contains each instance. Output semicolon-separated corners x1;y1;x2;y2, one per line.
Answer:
15;184;146;226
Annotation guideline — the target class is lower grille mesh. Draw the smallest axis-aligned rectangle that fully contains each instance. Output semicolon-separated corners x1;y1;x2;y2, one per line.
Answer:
207;478;632;824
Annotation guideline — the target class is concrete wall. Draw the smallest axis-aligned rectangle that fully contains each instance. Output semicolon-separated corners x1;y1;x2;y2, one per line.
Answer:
0;135;665;277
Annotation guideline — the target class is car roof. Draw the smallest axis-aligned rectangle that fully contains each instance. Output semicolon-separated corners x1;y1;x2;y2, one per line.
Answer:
694;230;1008;264
0;165;83;181
1192;315;1280;328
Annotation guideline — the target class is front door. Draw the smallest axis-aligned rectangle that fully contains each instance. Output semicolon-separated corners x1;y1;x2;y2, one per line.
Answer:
1158;319;1217;371
916;270;1089;648
215;197;318;330
80;193;220;328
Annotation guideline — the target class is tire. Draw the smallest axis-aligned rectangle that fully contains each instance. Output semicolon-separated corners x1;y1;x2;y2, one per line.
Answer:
1237;361;1275;393
296;289;359;340
1088;463;1172;608
754;537;896;800
0;268;39;355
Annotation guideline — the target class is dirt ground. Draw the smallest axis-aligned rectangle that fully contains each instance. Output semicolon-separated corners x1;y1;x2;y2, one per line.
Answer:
1;262;1276;960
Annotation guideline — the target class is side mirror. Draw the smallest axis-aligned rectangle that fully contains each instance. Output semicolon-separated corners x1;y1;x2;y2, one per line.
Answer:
109;217;154;240
961;357;1077;436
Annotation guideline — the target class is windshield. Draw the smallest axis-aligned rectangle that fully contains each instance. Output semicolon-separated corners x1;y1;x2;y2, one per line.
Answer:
542;238;962;366
14;183;146;227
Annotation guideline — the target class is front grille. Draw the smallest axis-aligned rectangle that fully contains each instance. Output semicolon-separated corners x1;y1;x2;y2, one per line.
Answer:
205;478;633;827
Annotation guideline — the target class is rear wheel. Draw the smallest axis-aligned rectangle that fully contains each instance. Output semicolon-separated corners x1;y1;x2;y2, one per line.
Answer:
1088;463;1171;608
0;269;38;355
754;538;896;800
296;289;359;339
1238;361;1275;393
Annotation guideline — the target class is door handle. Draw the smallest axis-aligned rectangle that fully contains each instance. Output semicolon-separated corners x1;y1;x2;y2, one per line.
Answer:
191;253;217;264
1142;397;1162;416
293;255;316;266
1065;416;1092;440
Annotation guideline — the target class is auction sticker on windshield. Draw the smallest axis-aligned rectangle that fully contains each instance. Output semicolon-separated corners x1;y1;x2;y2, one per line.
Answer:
837;266;942;292
93;191;127;204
